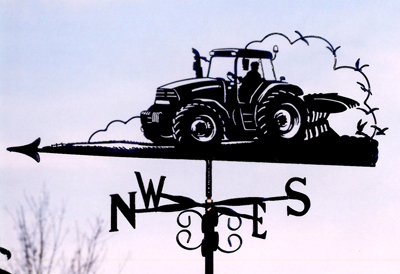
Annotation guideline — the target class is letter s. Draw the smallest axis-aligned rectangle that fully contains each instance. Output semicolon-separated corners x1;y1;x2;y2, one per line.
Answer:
285;177;311;217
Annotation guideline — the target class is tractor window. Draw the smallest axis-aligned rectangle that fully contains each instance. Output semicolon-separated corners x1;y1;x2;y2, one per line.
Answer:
207;57;235;81
236;58;276;103
237;58;273;81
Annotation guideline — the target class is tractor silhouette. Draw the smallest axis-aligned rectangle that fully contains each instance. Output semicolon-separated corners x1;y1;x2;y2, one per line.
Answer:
140;46;359;147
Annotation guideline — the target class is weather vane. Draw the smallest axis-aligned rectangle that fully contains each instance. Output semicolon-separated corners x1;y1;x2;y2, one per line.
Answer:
6;31;387;274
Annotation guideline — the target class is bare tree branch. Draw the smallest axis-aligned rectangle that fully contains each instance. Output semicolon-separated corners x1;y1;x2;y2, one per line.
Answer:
68;218;105;274
9;187;104;274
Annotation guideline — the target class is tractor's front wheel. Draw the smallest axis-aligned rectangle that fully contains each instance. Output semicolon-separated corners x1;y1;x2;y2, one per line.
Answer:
172;103;224;148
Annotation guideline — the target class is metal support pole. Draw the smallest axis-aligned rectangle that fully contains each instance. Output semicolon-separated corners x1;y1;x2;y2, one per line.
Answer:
206;158;212;199
205;252;213;274
204;158;214;274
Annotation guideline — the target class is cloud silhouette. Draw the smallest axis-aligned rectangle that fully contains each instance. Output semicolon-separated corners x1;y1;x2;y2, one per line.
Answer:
87;115;148;144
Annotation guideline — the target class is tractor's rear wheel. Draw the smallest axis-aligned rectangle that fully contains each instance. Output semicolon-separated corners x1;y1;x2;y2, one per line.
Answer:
256;91;306;142
172;103;224;148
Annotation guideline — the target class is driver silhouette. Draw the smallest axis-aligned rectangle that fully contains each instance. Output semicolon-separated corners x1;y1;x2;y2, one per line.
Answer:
237;61;262;102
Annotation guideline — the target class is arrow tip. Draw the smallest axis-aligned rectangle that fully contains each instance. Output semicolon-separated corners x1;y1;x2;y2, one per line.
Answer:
7;138;41;163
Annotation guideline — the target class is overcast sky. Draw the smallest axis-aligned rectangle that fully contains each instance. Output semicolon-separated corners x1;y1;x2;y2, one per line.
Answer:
1;1;400;273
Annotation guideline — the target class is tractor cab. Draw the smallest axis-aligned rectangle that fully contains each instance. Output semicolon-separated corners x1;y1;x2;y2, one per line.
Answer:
207;48;282;105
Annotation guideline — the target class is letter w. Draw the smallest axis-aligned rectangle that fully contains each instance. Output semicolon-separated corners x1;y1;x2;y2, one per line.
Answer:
135;171;165;209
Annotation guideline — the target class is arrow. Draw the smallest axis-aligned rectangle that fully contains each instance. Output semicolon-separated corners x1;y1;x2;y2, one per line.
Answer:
7;138;41;163
214;206;258;221
133;193;290;221
6;137;378;167
213;196;289;206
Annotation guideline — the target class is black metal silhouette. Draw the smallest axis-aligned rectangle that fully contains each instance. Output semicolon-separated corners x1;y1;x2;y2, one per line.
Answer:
6;32;379;166
176;209;244;259
88;116;140;143
245;31;386;140
140;46;359;148
4;31;389;274
7;136;378;166
0;247;11;274
137;31;387;166
0;248;11;261
107;162;310;274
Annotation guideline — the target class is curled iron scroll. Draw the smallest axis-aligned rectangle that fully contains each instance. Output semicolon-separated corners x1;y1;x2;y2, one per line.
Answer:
227;215;242;231
176;210;202;250
218;216;243;253
217;234;243;254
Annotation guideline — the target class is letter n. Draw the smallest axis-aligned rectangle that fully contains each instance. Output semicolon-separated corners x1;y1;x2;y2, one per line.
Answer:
109;192;136;232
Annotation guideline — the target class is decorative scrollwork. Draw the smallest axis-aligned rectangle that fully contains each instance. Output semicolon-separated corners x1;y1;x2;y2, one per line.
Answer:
217;233;243;254
227;216;242;231
176;210;202;250
176;229;202;250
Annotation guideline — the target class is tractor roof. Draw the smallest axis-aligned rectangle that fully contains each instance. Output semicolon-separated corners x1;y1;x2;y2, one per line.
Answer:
210;48;273;59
